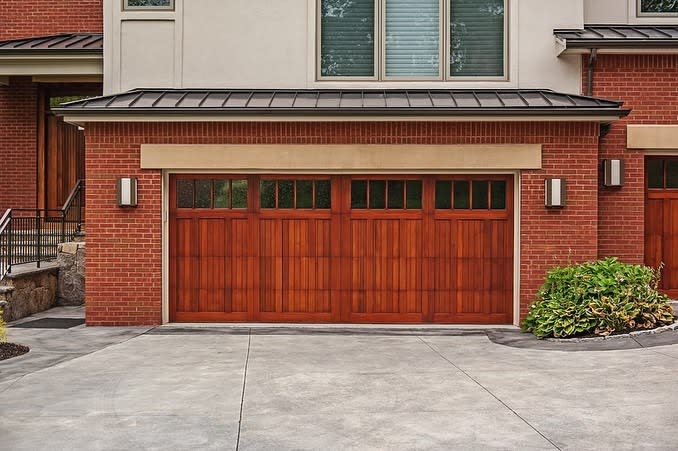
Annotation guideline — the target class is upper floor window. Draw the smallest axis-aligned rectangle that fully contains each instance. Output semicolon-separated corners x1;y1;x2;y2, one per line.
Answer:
318;0;506;80
638;0;678;14
124;0;174;10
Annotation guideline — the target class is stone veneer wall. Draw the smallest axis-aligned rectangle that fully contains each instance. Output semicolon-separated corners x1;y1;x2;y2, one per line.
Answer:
57;242;86;306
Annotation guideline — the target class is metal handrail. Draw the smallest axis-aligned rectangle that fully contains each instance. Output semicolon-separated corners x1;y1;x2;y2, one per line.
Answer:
0;181;85;281
63;179;84;214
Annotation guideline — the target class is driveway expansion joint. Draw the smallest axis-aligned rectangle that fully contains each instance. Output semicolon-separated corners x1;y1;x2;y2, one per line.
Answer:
235;328;252;451
417;336;563;451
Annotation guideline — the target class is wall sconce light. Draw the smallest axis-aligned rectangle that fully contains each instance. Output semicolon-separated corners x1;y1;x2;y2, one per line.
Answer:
545;178;566;208
117;177;138;207
603;159;625;187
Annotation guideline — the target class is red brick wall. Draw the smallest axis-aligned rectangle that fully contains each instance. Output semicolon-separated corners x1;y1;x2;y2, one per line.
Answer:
85;121;600;326
0;0;102;40
0;77;37;210
588;54;678;263
0;1;102;209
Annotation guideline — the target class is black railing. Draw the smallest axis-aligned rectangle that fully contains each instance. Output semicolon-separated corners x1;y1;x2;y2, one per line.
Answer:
0;180;85;280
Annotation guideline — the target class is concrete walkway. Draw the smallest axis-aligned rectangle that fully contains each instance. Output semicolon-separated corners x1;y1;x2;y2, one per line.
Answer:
1;313;677;450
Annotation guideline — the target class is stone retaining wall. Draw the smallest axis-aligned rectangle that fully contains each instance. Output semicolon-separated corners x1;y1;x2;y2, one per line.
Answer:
0;266;58;322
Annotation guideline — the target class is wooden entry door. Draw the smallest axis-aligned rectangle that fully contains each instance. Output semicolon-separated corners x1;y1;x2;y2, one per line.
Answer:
38;114;85;210
645;157;678;298
169;174;514;323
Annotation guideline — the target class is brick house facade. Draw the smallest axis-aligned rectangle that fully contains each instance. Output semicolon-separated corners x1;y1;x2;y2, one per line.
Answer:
3;1;678;326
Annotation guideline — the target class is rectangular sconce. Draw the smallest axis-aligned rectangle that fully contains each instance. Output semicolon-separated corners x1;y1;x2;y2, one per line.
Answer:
545;178;566;208
117;177;138;207
603;159;625;187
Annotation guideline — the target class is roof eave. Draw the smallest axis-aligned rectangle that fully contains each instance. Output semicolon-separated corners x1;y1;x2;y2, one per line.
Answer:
54;108;631;127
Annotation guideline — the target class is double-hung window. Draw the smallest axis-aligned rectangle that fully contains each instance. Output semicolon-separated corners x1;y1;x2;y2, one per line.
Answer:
638;0;678;15
319;0;507;80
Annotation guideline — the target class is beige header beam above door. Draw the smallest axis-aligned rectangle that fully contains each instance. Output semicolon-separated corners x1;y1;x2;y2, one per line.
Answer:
141;144;542;171
628;125;678;149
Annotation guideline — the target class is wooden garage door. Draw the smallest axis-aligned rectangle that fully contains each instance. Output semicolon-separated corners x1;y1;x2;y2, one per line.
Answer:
170;175;513;323
646;157;678;298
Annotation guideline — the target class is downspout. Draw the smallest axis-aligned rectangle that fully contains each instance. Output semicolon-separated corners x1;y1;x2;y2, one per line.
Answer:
587;48;598;97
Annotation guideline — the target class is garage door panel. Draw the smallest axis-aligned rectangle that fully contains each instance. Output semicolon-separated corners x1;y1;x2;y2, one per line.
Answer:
197;219;226;313
261;218;334;315
170;174;514;324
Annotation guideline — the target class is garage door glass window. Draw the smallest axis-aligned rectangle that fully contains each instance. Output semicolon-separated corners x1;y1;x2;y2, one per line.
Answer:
351;179;422;209
319;0;506;79
260;180;332;209
176;179;248;209
435;179;506;210
647;158;678;189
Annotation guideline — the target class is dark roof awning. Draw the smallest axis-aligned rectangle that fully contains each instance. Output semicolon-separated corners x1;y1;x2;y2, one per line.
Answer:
555;25;678;54
0;33;103;54
0;33;103;79
54;88;630;123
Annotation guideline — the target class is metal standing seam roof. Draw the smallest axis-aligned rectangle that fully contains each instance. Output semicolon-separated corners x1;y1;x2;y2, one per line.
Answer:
555;25;678;49
54;88;630;118
0;33;103;53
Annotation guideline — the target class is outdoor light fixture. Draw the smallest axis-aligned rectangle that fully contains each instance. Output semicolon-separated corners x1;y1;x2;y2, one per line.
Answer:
603;159;625;187
117;177;138;207
545;178;566;208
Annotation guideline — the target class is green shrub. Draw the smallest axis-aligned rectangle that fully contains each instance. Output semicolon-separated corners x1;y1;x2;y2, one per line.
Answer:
522;258;675;338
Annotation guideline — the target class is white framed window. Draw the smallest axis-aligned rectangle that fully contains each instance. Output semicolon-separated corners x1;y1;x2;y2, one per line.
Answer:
317;0;507;81
637;0;678;16
123;0;175;10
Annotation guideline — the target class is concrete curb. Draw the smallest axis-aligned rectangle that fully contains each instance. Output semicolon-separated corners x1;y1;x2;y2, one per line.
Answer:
544;321;678;343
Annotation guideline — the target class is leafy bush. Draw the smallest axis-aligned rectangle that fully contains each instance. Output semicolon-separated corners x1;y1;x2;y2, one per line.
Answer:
522;258;675;338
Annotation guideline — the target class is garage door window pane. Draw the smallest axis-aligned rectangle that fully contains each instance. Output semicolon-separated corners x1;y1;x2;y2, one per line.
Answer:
177;180;194;208
195;180;212;209
370;180;386;209
261;180;277;208
388;181;405;209
472;181;489;209
435;181;452;209
278;181;295;209
352;181;368;209
407;180;423;209
316;180;332;209
214;180;230;208
297;181;314;209
491;181;507;210
232;180;248;209
647;160;664;188
454;181;470;209
667;160;678;188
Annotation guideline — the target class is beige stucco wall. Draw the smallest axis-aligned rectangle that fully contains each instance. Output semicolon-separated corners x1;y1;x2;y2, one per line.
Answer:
104;0;590;95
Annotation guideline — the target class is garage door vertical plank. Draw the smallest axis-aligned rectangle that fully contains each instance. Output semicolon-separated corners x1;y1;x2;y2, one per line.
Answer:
250;175;261;321
331;176;343;322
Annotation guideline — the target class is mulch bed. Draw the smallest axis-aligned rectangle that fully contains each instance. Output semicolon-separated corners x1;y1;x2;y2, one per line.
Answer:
0;342;30;361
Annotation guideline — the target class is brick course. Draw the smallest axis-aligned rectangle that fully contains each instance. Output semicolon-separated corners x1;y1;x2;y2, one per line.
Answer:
85;121;600;326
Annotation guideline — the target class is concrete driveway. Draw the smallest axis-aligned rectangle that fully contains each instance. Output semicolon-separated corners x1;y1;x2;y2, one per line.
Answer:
1;317;677;450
